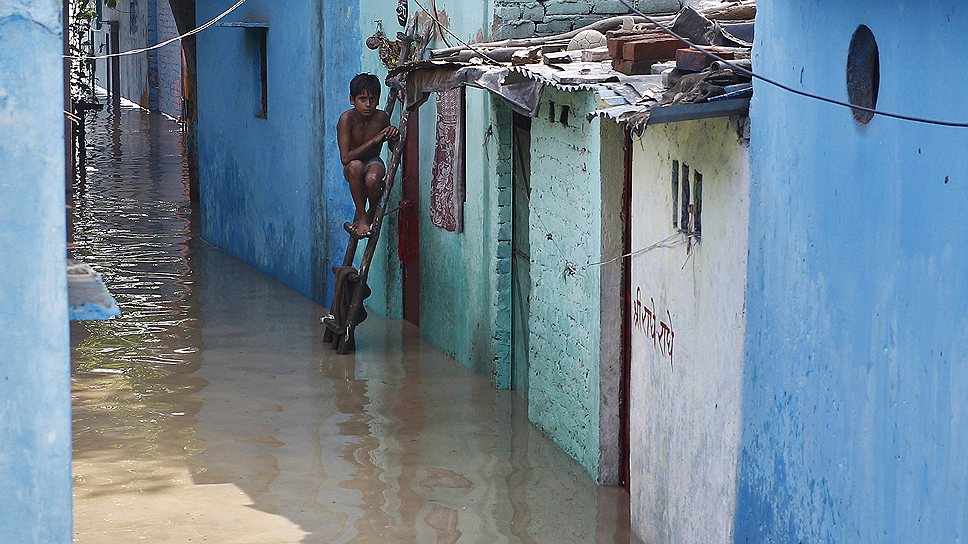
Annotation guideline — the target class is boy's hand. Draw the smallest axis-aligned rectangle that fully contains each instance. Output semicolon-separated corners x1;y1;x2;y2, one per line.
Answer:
384;126;400;141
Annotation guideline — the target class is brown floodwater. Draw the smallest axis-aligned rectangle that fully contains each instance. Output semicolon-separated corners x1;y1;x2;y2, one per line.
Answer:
70;103;639;543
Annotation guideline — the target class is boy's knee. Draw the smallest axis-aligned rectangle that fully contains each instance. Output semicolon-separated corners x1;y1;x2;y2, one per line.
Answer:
345;160;364;178
365;170;384;187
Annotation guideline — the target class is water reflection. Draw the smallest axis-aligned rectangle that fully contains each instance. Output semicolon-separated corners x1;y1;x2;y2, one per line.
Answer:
71;104;639;543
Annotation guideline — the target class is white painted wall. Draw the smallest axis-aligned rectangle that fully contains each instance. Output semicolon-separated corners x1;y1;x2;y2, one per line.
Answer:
628;117;749;544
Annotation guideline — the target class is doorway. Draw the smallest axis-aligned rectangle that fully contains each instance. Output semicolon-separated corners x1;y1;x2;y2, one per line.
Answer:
401;109;420;326
511;112;531;397
620;128;633;491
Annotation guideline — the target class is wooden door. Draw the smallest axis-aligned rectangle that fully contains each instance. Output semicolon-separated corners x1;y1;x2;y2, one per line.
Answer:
511;113;532;397
401;110;420;326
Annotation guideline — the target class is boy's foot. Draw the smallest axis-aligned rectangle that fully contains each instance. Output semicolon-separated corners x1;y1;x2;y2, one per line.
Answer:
352;219;372;238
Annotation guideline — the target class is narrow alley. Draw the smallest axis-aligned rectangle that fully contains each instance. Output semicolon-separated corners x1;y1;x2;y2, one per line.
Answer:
69;103;638;543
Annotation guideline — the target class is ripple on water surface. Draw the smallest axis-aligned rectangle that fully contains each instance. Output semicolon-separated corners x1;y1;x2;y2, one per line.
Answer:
71;104;201;377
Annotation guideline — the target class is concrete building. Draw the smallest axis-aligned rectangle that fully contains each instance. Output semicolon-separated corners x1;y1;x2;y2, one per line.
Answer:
0;2;72;542
94;0;185;117
627;116;750;543
357;0;668;483
736;1;968;542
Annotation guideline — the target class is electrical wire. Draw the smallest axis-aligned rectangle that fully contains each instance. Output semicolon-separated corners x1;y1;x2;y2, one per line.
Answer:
428;0;453;47
411;0;503;66
65;0;247;60
583;233;686;269
617;0;968;128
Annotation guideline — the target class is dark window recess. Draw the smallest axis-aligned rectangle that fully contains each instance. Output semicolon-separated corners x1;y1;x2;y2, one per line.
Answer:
846;24;879;125
693;171;702;235
672;161;702;237
671;160;680;228
559;104;570;126
254;28;268;119
548;102;556;123
680;163;690;229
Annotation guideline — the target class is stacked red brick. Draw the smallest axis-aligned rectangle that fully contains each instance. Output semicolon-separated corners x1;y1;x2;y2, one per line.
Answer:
606;32;741;76
606;31;681;75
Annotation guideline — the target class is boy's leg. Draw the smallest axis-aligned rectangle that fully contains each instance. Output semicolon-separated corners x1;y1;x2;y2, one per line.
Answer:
343;160;369;235
363;160;387;228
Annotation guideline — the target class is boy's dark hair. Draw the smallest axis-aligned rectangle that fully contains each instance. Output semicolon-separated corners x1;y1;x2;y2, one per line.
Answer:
350;73;381;98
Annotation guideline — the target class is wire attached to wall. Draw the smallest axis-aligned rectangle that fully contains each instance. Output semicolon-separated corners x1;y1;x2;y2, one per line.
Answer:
64;0;247;60
617;0;968;128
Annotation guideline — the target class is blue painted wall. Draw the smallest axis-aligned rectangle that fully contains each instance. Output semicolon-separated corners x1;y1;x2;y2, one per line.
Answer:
197;0;359;305
738;2;968;542
0;3;72;542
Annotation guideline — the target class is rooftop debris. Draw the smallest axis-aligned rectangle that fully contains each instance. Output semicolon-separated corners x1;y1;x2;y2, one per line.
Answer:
395;1;755;133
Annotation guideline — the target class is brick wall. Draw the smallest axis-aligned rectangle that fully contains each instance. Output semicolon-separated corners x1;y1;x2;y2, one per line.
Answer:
101;0;182;117
154;0;183;118
525;89;604;477
492;0;683;38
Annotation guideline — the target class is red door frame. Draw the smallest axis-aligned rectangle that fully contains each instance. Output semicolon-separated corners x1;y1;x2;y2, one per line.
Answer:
620;128;633;492
401;110;420;326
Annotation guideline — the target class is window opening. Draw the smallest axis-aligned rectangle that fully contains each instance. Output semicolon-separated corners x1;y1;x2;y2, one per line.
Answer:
255;28;268;118
671;160;680;228
846;25;879;125
693;171;702;235
672;161;702;238
680;163;690;229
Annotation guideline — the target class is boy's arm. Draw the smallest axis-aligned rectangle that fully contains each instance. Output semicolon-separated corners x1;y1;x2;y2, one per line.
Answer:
337;114;388;165
382;112;401;153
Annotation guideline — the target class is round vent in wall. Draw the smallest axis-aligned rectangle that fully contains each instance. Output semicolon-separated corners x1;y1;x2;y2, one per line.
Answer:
846;25;880;125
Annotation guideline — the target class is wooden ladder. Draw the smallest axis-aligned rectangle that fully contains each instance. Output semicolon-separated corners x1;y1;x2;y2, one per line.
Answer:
322;18;432;353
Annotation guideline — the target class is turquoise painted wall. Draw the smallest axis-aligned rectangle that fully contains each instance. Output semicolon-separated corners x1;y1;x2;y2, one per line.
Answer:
0;3;72;541
738;2;968;542
526;89;604;477
359;0;513;386
197;0;360;305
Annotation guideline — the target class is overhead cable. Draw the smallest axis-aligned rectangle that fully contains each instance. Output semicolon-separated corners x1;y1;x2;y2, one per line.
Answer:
617;0;968;128
65;0;247;60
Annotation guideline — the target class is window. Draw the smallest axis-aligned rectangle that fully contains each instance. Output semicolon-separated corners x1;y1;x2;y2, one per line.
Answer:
846;25;879;125
252;27;268;118
672;161;702;237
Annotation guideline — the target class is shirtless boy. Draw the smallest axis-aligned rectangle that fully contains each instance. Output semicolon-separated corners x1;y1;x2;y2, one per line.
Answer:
337;73;400;237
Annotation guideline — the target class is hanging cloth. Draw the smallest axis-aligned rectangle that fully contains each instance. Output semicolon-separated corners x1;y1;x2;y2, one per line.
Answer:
430;88;465;232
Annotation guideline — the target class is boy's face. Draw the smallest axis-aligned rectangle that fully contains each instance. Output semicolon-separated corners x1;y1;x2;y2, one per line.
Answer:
351;90;380;117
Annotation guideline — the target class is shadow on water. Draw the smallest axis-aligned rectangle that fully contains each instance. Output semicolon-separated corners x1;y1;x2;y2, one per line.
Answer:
70;103;640;544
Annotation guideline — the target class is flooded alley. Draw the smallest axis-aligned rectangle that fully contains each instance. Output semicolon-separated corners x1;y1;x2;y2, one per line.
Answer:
69;104;638;543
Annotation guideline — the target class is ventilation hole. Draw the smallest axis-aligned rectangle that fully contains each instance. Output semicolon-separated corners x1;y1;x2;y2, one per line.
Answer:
693;171;702;235
680;163;690;229
846;25;879;125
672;160;679;228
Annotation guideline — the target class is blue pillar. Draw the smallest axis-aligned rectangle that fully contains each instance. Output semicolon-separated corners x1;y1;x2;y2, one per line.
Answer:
0;4;72;543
